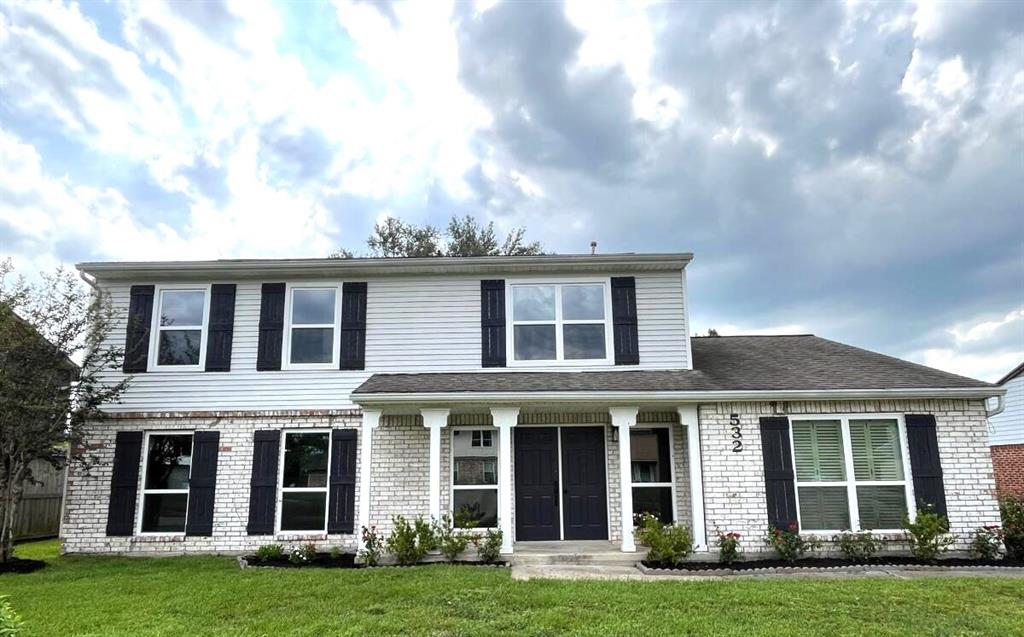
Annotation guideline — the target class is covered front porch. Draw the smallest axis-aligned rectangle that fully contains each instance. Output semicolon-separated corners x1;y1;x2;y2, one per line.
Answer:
354;403;706;555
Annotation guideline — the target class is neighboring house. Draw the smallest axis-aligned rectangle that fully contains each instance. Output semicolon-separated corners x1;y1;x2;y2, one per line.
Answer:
61;253;1004;556
988;362;1024;496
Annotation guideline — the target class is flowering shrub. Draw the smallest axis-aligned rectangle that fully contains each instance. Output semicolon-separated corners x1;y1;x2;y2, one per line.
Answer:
835;531;884;561
359;525;383;566
288;543;317;565
765;523;820;562
715;529;742;564
968;526;1004;561
1000;495;1024;560
636;513;693;566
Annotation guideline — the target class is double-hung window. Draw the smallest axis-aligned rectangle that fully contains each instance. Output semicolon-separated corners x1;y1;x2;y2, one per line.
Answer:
279;431;330;532
152;287;209;369
286;286;339;368
630;428;674;524
510;282;610;363
451;428;498;528
140;433;193;533
791;416;912;532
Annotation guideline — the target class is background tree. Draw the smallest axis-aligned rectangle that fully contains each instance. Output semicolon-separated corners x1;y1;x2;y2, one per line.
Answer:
359;215;543;258
0;260;128;563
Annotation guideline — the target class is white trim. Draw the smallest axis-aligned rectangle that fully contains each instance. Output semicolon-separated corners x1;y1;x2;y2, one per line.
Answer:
276;429;332;534
357;409;380;546
136;430;194;536
610;406;639;552
681;269;693;370
678;405;706;550
147;284;211;372
490;407;518;553
421;409;450;521
282;282;342;370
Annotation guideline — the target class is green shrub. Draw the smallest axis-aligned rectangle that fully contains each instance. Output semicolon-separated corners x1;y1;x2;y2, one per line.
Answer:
765;523;820;562
0;596;24;636
715;529;742;565
476;528;503;563
968;526;1004;561
902;511;955;561
359;525;383;566
999;495;1024;560
288;543;317;565
386;515;436;565
835;531;884;561
254;544;284;560
636;513;693;566
435;514;470;562
329;546;343;560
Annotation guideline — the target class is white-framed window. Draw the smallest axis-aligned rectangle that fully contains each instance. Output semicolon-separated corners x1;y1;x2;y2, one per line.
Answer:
789;415;914;533
507;280;612;365
139;432;193;534
277;430;331;533
283;284;341;369
149;286;210;370
451;428;498;529
630;427;675;524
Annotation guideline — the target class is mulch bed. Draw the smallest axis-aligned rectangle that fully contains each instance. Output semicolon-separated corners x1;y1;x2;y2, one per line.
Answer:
0;558;47;575
642;557;1024;572
241;553;359;569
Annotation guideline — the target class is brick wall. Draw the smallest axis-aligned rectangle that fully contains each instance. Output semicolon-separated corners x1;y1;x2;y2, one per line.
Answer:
992;444;1024;497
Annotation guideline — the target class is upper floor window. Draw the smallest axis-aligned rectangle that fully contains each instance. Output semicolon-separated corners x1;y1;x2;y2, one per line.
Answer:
285;286;339;368
152;287;208;369
140;433;193;533
509;282;610;363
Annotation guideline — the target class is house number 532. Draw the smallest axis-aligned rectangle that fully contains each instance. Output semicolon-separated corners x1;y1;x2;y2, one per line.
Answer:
729;414;743;453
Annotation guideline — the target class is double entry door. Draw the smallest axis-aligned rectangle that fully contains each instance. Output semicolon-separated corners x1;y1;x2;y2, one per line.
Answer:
514;426;608;541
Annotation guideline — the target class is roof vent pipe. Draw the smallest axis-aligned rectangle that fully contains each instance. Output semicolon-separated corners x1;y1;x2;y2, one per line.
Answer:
590;241;598;255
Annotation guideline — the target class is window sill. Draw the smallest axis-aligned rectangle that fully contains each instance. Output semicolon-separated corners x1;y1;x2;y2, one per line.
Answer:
132;533;186;543
276;532;328;541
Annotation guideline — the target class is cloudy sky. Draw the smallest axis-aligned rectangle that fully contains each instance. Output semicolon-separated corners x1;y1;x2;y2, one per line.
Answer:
1;0;1021;381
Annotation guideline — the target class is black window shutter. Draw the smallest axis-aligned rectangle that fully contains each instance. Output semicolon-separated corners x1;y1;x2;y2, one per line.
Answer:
760;416;799;530
256;283;285;371
123;285;155;373
481;280;505;367
185;431;220;536
611;277;639;365
340;282;367;370
106;431;144;536
246;430;280;535
905;414;948;518
327;429;358;534
204;285;236;372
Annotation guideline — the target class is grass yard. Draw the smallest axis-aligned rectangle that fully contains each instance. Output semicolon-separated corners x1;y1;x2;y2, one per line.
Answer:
2;540;1023;637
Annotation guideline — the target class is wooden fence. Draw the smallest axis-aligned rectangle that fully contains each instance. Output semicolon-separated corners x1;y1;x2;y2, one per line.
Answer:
14;457;66;541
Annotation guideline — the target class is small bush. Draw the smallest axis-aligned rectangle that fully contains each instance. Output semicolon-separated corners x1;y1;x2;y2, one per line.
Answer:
968;526;1004;561
765;523;821;563
476;528;503;563
636;513;693;566
359;526;384;566
288;543;317;565
254;544;284;560
329;546;343;560
435;514;471;562
902;511;955;561
0;596;24;636
999;495;1024;560
386;515;436;565
835;531;884;561
715;529;742;565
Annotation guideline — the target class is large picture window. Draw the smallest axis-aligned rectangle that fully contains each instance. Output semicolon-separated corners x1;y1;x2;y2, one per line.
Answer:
287;287;338;367
279;431;330;532
140;433;193;533
791;417;911;532
153;288;208;368
510;282;609;363
451;428;498;528
630;428;674;525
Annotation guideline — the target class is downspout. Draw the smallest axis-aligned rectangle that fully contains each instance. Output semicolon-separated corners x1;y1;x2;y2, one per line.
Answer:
78;270;98;290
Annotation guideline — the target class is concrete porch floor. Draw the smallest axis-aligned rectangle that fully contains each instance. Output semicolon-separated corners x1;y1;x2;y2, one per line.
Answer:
511;540;646;567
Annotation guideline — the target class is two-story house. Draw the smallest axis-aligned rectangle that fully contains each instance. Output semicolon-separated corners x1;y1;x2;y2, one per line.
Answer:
61;253;1004;557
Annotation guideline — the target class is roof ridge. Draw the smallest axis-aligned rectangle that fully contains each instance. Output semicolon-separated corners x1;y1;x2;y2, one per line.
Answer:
691;334;814;338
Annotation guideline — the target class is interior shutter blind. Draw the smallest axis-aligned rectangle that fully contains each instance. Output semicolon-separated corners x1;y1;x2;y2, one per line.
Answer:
905;414;948;518
610;277;639;365
204;284;236;372
123;285;155;373
185;431;220;536
759;417;799;530
792;420;845;481
246;430;280;535
106;431;144;536
339;282;367;370
850;419;903;481
327;429;358;534
256;283;285;371
480;280;506;367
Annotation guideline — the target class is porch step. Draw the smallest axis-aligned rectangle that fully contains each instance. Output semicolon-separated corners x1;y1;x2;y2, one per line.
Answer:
511;541;646;566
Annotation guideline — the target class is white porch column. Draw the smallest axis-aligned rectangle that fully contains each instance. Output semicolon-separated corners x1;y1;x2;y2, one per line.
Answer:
420;409;450;521
490;407;519;554
610;406;639;552
678;405;707;551
358;409;381;546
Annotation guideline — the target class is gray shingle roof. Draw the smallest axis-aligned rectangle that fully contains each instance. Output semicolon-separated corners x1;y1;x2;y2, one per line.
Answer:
352;335;992;395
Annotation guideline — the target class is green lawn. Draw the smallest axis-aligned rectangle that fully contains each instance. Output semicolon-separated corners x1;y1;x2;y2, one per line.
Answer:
2;540;1023;637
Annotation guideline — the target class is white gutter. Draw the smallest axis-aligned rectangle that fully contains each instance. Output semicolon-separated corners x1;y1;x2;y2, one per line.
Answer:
986;394;1006;418
352;386;1005;407
78;270;98;290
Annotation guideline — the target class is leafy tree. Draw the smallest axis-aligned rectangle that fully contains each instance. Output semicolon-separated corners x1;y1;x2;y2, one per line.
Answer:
361;215;543;258
0;260;129;562
705;328;721;337
367;218;444;258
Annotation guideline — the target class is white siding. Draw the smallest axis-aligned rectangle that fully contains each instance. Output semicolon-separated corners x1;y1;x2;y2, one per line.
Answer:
97;269;691;412
989;375;1024;445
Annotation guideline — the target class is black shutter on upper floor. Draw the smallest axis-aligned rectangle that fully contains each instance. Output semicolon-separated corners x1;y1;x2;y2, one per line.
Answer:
610;277;639;365
481;280;505;367
256;283;285;371
204;285;236;372
123;285;155;373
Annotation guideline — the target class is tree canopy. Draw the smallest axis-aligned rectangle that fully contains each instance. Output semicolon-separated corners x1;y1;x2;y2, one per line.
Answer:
333;215;544;258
